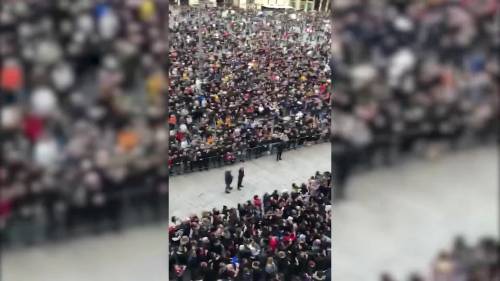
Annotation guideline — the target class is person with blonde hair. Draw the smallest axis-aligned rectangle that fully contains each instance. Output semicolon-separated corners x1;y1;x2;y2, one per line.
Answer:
265;256;278;277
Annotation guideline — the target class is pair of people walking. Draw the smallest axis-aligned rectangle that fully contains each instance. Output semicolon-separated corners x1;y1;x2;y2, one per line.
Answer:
225;167;245;193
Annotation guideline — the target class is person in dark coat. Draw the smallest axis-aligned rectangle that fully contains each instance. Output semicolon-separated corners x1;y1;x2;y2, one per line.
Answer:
332;137;354;200
225;170;233;193
276;141;284;161
237;167;245;190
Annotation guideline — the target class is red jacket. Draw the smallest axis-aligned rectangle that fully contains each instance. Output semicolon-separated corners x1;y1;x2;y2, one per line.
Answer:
175;131;185;142
284;232;296;244
23;115;44;143
1;65;23;92
253;197;262;208
269;236;278;251
0;199;12;218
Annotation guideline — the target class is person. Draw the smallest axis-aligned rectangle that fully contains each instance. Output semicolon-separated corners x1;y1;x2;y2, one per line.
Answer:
276;141;284;161
380;273;396;281
225;170;233;194
252;195;262;211
264;256;278;278
237;167;245;190
332;137;354;200
169;172;332;280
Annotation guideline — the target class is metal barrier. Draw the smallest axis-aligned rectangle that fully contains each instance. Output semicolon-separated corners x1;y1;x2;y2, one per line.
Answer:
169;134;330;175
0;180;168;249
0;133;330;247
332;123;498;171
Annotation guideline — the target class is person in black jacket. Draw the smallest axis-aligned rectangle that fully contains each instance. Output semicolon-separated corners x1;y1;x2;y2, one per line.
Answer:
237;167;245;190
225;170;233;193
276;141;284;161
332;137;355;200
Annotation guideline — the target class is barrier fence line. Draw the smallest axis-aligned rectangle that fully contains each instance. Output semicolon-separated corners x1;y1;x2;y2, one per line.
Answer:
0;180;168;249
2;123;494;247
169;134;331;175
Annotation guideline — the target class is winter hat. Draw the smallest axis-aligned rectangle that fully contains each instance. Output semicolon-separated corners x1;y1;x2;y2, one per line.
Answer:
278;251;286;259
313;270;326;280
1;106;21;129
180;236;189;245
98;8;119;40
298;234;306;242
34;137;59;168
35;40;62;65
31;87;58;117
51;62;75;92
313;239;321;247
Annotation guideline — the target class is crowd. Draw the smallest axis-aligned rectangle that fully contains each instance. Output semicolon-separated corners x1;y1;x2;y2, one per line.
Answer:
169;171;332;281
0;1;331;243
332;0;499;196
0;1;331;244
168;8;331;173
381;236;499;281
1;0;169;243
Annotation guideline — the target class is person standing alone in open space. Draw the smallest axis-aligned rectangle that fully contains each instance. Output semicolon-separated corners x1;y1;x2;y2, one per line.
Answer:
237;167;245;190
276;141;284;161
225;170;233;194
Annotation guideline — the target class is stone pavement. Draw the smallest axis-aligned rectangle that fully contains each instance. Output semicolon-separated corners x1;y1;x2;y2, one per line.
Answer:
2;224;168;281
169;142;331;220
333;145;498;281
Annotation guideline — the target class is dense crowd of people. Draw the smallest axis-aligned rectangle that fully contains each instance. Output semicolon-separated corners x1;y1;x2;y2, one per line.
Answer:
0;2;331;242
332;0;499;197
169;171;332;280
381;236;499;281
1;0;170;243
169;8;331;173
0;2;331;247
